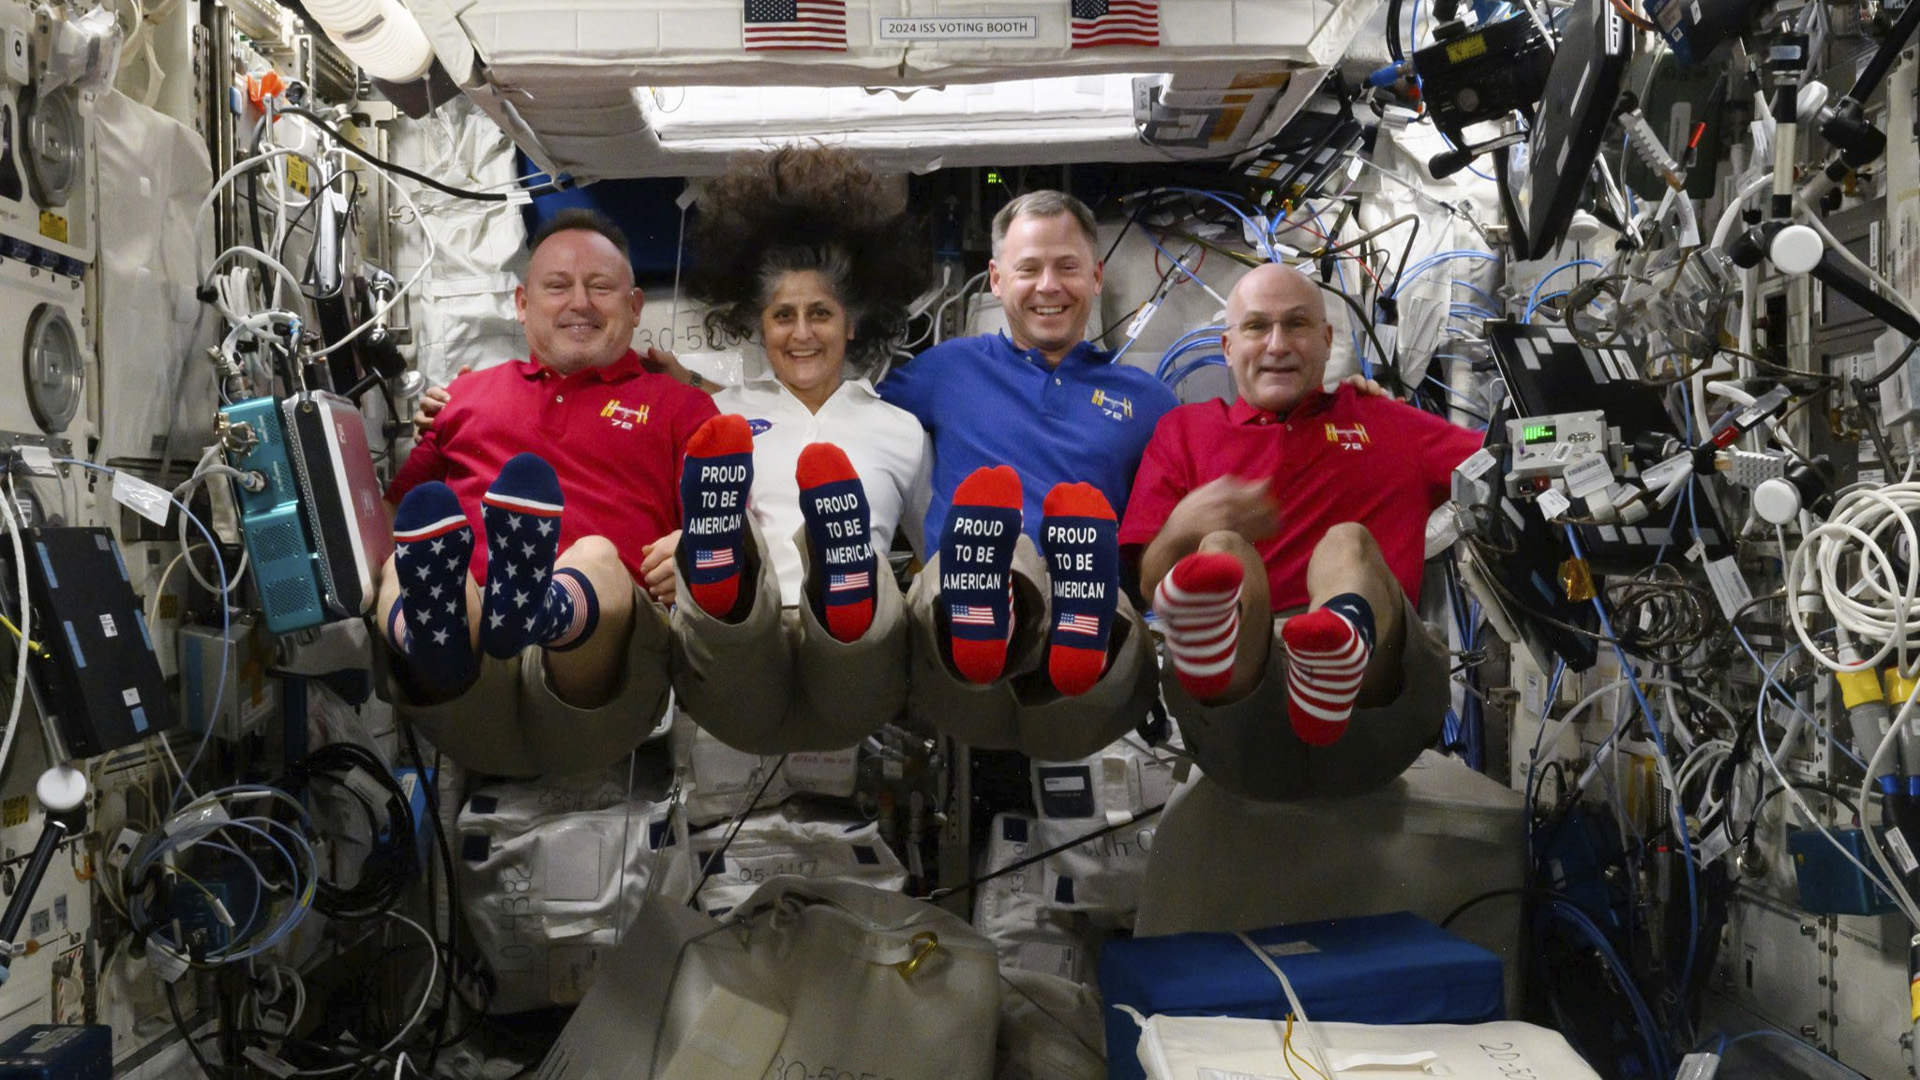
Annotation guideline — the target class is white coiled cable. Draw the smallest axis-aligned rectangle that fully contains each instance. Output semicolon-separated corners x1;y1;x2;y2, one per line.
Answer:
1788;481;1920;676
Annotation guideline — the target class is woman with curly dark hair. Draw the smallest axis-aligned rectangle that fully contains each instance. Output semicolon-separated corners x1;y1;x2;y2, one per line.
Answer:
665;144;934;755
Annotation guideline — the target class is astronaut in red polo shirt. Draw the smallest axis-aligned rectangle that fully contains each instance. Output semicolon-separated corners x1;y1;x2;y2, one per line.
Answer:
1118;263;1482;801
376;209;719;777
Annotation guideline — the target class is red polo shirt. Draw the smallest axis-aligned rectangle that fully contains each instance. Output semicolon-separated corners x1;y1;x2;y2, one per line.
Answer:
387;350;720;582
1118;386;1483;611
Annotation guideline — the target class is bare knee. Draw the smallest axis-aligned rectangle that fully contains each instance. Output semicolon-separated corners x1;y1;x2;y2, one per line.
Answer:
559;536;633;610
1309;522;1381;576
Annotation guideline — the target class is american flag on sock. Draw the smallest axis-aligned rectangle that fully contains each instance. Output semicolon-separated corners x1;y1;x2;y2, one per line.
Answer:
950;604;996;626
1070;0;1159;48
694;549;735;570
828;571;870;593
744;0;848;50
1056;613;1102;636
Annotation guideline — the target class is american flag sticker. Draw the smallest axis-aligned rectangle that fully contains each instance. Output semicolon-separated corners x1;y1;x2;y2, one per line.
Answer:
1056;613;1102;636
1070;0;1159;48
743;0;848;50
829;571;870;593
950;604;996;627
694;549;735;570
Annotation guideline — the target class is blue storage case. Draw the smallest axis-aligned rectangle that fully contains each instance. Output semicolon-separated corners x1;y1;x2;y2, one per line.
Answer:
1098;911;1504;1080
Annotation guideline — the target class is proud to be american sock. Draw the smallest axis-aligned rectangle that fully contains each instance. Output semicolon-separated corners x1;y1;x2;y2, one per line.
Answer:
681;414;755;618
390;482;476;697
479;452;569;659
1153;552;1243;701
1041;483;1118;696
1281;593;1375;746
798;443;875;642
940;466;1023;684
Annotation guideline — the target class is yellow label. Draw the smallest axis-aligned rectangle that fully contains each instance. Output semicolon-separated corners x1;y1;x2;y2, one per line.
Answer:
3;796;29;828
38;212;67;244
1446;35;1489;63
1910;979;1920;1023
287;158;310;196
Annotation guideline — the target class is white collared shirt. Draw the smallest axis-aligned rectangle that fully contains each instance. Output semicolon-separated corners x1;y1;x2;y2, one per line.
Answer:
715;374;930;606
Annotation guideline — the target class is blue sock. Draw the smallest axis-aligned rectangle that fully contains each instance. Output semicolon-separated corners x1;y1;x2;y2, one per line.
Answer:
539;568;599;652
798;443;874;642
480;453;566;658
1041;483;1119;696
940;466;1023;684
680;415;755;618
391;482;476;697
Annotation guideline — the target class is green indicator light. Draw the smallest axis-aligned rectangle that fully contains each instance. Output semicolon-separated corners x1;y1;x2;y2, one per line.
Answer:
1523;423;1555;444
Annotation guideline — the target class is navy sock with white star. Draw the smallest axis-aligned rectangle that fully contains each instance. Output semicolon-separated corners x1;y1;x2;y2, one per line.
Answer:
479;453;567;659
391;482;476;698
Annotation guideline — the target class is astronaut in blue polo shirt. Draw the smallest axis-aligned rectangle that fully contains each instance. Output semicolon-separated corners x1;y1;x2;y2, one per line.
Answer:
879;191;1177;761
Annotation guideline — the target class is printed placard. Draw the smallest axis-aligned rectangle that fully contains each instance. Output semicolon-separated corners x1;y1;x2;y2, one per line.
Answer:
877;15;1038;38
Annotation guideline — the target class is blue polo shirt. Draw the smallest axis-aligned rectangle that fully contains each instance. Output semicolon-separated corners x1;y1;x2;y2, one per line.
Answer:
880;333;1180;543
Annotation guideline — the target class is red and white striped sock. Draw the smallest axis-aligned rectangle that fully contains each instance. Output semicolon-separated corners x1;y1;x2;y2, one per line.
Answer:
1280;593;1376;746
1153;552;1243;701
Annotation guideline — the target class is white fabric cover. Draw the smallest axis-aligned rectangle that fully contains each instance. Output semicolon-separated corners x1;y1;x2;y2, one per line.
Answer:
459;772;906;1011
998;969;1107;1080
456;774;677;1013
540;877;1001;1080
385;97;526;386
672;718;860;824
973;813;1100;985
1030;734;1181;921
1132;1015;1603;1080
686;811;907;918
92;90;217;460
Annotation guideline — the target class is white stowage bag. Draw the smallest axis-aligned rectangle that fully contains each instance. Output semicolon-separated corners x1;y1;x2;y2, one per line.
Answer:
672;718;860;825
456;775;685;1013
460;774;907;1012
1029;735;1182;922
1130;1015;1604;1080
539;877;1002;1080
997;968;1106;1080
973;813;1100;985
685;811;907;917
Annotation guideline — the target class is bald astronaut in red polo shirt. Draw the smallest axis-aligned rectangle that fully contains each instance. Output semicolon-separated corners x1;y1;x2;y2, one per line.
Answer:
1119;263;1481;800
378;211;718;777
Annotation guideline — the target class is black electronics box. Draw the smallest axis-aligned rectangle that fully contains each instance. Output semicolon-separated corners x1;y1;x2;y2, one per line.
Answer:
282;391;393;618
1414;16;1554;136
0;1023;111;1079
9;528;175;757
1486;321;1733;567
1518;0;1630;258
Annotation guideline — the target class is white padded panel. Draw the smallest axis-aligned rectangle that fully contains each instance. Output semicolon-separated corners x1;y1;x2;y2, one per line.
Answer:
412;0;1374;176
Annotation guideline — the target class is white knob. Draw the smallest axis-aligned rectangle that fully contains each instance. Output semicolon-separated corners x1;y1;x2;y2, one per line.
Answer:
1769;224;1825;275
1797;82;1830;125
1753;477;1802;525
36;766;86;814
1566;210;1604;246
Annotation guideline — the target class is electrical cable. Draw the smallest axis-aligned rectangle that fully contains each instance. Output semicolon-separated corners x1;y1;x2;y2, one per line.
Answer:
274;107;567;203
54;459;229;806
0;474;33;795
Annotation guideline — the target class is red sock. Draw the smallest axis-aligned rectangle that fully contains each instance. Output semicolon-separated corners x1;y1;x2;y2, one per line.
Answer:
1281;594;1375;746
1041;483;1119;696
1153;552;1243;701
680;414;755;619
797;443;875;643
939;466;1023;684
